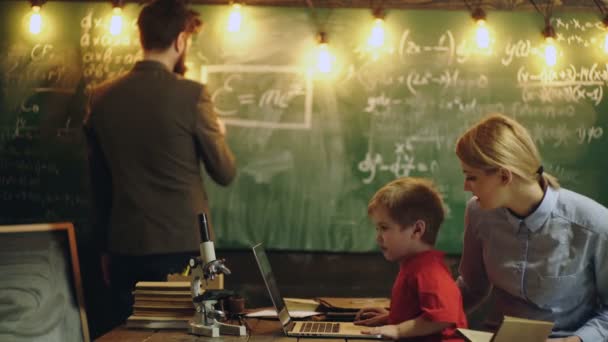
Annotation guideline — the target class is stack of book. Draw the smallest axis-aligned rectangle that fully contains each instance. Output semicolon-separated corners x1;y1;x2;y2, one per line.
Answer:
126;281;194;329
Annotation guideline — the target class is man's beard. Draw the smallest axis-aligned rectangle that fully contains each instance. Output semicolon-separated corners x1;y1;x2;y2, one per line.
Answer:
173;51;187;76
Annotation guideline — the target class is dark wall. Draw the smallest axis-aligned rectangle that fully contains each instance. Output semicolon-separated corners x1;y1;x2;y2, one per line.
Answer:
220;250;458;308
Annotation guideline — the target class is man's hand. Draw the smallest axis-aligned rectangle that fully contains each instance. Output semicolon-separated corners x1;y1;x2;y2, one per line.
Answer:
217;118;226;135
546;337;582;342
361;325;399;340
354;307;389;326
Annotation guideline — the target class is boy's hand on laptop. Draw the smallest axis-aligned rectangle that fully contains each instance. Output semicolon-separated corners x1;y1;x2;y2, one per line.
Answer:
361;325;398;340
354;307;389;326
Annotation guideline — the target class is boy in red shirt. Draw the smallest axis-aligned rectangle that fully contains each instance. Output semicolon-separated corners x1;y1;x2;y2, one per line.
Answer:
355;177;467;341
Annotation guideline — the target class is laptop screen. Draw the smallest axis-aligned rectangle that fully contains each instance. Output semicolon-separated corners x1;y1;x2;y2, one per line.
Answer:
252;243;293;330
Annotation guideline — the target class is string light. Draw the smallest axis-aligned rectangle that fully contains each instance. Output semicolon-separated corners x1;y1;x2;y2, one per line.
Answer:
109;0;124;36
29;0;44;35
472;7;490;49
542;23;557;67
227;3;242;33
316;32;333;74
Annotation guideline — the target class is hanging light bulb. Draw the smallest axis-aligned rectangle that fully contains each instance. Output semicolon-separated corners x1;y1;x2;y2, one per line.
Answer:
109;6;123;36
475;20;490;49
367;9;386;49
472;7;490;49
544;38;557;67
368;18;385;48
29;2;43;35
542;23;557;67
227;3;242;33
316;32;333;74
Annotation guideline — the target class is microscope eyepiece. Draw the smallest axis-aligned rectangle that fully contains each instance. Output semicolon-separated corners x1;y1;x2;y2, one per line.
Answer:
198;213;211;243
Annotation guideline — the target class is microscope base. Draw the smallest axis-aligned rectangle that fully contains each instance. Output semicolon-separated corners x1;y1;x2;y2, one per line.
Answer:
189;321;247;337
189;321;219;337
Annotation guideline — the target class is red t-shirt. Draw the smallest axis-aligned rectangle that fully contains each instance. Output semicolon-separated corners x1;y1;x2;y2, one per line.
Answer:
389;250;467;342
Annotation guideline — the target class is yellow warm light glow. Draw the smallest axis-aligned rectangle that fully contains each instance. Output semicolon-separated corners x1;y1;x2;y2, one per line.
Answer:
110;7;123;36
544;38;557;67
475;19;490;49
317;43;332;73
200;66;208;84
603;32;608;54
368;18;385;48
184;62;196;80
29;6;42;35
227;4;242;33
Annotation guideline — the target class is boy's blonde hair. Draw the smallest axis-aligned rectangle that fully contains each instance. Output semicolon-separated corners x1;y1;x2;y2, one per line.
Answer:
455;113;559;189
368;177;446;245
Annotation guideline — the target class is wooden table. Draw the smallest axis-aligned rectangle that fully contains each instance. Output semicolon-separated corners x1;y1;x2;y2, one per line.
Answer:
95;318;351;342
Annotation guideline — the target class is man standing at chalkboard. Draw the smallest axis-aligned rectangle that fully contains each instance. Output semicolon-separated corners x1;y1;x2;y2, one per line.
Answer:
83;0;236;329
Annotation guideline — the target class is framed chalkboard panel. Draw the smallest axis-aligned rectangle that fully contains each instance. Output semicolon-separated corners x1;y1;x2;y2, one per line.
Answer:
0;222;90;342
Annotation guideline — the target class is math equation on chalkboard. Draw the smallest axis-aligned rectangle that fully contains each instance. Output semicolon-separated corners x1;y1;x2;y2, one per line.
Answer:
203;65;313;130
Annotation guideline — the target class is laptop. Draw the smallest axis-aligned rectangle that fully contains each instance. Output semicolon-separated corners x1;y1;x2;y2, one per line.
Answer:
252;243;383;339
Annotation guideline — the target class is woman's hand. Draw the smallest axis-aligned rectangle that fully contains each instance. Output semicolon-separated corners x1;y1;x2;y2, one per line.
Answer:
361;325;399;340
354;307;389;326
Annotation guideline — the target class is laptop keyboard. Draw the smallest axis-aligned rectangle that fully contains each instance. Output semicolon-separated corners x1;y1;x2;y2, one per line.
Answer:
299;322;340;333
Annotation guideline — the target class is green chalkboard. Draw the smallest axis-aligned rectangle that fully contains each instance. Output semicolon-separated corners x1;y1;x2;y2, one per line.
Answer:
1;1;607;254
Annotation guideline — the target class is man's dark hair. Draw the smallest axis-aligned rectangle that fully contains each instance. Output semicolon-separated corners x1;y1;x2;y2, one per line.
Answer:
137;0;202;51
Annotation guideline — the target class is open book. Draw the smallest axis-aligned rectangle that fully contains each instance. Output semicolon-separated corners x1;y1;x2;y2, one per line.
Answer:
458;316;554;342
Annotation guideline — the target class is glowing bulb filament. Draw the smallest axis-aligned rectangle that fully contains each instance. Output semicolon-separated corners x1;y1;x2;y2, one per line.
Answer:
368;18;385;48
29;6;42;35
110;7;123;36
475;20;490;49
544;38;557;67
317;43;332;74
227;4;242;33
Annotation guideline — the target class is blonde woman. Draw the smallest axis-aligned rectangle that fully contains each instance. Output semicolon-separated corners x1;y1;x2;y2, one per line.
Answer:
455;113;608;342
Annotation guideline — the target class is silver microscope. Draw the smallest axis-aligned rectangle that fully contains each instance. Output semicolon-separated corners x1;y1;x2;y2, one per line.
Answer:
188;213;246;337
